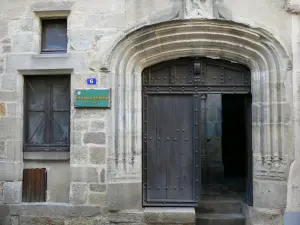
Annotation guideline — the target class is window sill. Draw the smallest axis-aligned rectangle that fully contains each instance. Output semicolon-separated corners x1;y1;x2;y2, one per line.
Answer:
32;53;69;59
23;152;70;161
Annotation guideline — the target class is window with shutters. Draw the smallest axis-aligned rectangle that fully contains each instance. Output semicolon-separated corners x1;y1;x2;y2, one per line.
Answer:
41;19;67;53
24;76;70;152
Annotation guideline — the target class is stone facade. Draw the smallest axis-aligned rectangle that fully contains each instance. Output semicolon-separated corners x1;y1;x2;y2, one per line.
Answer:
0;0;300;224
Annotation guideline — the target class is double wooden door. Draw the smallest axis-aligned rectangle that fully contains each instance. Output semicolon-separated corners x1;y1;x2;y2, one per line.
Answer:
142;57;251;206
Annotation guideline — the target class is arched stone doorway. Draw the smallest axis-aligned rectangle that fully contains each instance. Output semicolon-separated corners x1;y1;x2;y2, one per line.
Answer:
141;57;252;206
103;19;292;211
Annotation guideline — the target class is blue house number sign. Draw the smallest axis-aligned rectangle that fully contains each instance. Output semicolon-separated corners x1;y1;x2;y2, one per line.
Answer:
87;78;97;85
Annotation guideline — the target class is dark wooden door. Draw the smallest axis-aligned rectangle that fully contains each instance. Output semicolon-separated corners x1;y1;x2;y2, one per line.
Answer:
145;94;198;205
142;57;251;206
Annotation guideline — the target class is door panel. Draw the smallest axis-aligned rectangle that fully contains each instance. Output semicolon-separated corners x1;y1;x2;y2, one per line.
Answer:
146;94;195;203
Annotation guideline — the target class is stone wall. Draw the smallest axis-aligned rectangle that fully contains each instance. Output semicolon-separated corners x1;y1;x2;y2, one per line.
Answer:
0;0;297;224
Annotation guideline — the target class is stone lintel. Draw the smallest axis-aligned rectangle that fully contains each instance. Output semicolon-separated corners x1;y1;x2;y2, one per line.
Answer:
144;207;195;224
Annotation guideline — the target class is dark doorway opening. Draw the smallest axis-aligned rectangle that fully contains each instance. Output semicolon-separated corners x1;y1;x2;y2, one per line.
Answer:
222;95;247;193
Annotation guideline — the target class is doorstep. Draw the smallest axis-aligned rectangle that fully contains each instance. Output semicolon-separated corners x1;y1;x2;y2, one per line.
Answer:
144;207;195;225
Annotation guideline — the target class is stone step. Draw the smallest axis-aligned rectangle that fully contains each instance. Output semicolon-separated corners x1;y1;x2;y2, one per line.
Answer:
196;213;245;225
196;200;243;214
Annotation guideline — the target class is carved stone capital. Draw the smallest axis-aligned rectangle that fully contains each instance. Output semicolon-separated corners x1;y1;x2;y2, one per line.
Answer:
285;0;300;14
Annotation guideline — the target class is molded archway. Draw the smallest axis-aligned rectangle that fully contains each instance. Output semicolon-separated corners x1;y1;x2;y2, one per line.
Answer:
105;19;292;210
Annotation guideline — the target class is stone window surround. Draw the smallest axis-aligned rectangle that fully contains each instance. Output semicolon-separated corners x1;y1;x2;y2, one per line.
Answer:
14;53;86;161
33;2;71;54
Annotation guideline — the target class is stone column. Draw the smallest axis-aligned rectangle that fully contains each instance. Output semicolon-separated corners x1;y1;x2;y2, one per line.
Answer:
285;3;300;223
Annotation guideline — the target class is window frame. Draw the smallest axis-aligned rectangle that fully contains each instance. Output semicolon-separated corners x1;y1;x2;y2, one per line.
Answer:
40;18;68;54
23;75;71;152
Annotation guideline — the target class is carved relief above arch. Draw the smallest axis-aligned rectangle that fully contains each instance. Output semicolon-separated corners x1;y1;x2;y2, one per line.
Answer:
104;19;292;183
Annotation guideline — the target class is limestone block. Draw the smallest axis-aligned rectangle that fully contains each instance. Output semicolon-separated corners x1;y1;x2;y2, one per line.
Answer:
144;207;195;224
72;120;89;131
0;65;4;74
89;147;106;164
253;179;287;209
6;103;22;116
73;0;125;14
70;182;88;205
0;118;22;140
19;216;65;225
65;217;93;225
85;13;126;29
83;132;106;145
70;167;99;182
89;120;105;131
71;132;83;145
2;45;11;53
71;146;88;164
11;34;36;53
0;141;5;160
0;204;10;217
88;193;107;205
10;216;19;225
108;182;142;210
108;211;144;223
6;140;21;162
72;109;106;120
0;162;22;181
1;74;18;91
89;183;107;192
0;91;18;101
3;182;22;204
69;30;103;51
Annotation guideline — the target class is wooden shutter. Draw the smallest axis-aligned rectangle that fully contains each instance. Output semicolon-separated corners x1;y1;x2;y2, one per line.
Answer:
22;168;47;202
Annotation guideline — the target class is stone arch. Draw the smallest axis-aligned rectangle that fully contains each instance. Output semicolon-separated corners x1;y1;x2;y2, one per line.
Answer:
105;19;292;209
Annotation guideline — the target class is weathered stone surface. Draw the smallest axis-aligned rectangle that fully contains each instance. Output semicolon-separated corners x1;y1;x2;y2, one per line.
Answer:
6;103;21;116
71;167;99;183
253;179;287;209
0;141;5;160
73;120;89;131
3;182;22;204
19;216;65;225
10;204;104;217
6;140;21;162
90;184;106;192
70;183;88;204
108;210;144;223
144;207;195;224
10;216;19;225
2;45;11;53
0;204;9;216
71;146;88;164
108;182;142;210
0;91;18;101
83;132;106;145
90;120;105;131
100;169;105;183
71;132;83;145
0;162;22;181
88;193;107;205
89;147;106;164
0;118;21;139
65;218;94;225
